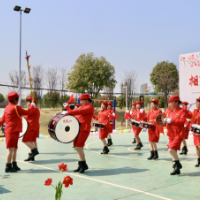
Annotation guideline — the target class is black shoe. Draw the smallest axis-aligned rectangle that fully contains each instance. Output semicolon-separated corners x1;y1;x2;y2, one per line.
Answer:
154;150;159;160
195;158;200;167
12;161;21;171
101;146;110;154
24;153;35;161
79;161;89;174
74;161;81;172
147;151;154;160
107;139;113;146
179;146;188;155
35;148;39;155
170;160;182;175
134;144;141;150
5;163;17;173
140;143;144;148
132;138;136;144
24;148;37;161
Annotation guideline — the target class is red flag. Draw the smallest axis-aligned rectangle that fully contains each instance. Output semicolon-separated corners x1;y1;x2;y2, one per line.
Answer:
67;94;75;104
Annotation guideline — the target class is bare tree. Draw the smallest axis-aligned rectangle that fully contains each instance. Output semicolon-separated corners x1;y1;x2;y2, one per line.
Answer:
122;70;138;108
46;67;59;108
32;65;44;108
59;67;67;99
9;70;28;97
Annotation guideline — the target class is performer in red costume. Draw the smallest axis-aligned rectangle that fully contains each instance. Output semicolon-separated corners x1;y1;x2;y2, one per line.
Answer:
23;97;40;161
93;101;111;154
107;102;115;146
143;99;163;160
0;92;35;172
129;103;137;144
191;97;200;167
63;93;94;173
74;104;80;109
133;101;145;150
165;95;186;175
179;102;192;155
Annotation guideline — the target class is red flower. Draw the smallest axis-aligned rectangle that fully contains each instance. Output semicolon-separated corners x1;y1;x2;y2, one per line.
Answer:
63;176;73;188
44;178;52;186
58;163;68;172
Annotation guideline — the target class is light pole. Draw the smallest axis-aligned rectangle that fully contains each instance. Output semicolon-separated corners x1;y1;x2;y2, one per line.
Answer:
122;83;128;128
13;5;31;105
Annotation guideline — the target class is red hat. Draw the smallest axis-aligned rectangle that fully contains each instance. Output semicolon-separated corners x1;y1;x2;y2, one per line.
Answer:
136;101;143;105
74;104;80;107
7;91;20;101
108;102;113;106
79;93;91;100
101;101;108;107
181;101;188;105
132;103;136;106
26;97;37;103
168;95;180;102
150;98;159;105
196;97;200;102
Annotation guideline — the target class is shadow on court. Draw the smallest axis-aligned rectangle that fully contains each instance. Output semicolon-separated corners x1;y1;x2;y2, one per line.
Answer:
85;167;149;176
31;158;77;165
0;185;11;194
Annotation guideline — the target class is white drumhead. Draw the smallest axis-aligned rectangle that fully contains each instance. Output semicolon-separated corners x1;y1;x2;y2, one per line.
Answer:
20;117;28;138
132;119;140;124
55;115;80;143
192;124;200;129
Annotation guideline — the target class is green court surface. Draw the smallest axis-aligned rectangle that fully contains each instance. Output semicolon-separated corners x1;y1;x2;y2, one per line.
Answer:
0;132;200;200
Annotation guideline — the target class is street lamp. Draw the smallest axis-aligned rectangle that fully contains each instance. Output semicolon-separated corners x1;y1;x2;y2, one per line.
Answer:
122;82;128;128
13;5;31;105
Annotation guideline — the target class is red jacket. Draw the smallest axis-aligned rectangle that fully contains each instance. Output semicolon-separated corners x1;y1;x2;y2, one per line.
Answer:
93;109;110;128
191;109;200;125
130;109;137;120
166;106;186;139
183;109;192;131
0;103;35;133
135;109;145;121
107;109;115;124
25;107;40;131
143;108;163;134
67;104;94;132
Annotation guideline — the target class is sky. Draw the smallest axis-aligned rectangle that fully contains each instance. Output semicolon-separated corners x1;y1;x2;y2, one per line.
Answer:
1;0;200;97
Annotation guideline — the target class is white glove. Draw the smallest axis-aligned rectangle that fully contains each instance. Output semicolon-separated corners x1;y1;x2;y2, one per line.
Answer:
167;118;172;124
31;102;36;107
126;110;129;113
112;113;115;117
162;109;165;113
186;118;191;122
187;104;192;110
61;111;68;115
130;111;132;115
140;109;144;113
63;103;68;107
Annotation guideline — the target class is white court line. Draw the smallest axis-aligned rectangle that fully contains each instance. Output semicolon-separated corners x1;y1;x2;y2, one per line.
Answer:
0;155;172;200
86;140;197;164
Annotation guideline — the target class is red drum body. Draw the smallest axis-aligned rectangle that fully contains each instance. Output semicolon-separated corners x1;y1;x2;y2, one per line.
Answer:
129;119;140;128
93;122;105;129
1;117;28;138
139;121;154;130
48;114;80;143
191;124;200;136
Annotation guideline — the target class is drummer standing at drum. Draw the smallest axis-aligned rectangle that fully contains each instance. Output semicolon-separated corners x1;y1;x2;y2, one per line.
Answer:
93;101;111;154
107;102;115;146
191;97;200;167
64;94;94;174
133;101;145;150
0;92;35;173
23;97;40;162
179;102;192;156
130;103;137;144
143;99;163;160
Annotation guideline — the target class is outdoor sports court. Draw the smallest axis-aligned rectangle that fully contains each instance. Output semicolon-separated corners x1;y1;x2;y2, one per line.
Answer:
0;132;200;200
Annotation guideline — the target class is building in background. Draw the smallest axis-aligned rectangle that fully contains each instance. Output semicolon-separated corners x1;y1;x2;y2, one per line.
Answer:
102;86;114;96
140;83;147;94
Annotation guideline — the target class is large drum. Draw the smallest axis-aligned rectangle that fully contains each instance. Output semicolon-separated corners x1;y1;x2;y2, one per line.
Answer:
129;119;140;128
191;124;200;136
48;114;80;143
1;117;28;138
139;121;154;130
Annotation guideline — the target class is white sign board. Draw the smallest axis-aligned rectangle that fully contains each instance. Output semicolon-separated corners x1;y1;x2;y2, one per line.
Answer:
179;51;200;111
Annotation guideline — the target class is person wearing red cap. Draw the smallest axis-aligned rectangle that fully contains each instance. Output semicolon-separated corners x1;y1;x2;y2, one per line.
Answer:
191;97;200;167
0;92;35;173
164;95;186;175
93;101;111;154
107;102;115;146
133;101;145;150
130;103;137;144
179;102;192;155
23;97;40;161
63;93;94;173
143;98;163;160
